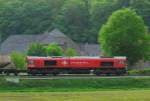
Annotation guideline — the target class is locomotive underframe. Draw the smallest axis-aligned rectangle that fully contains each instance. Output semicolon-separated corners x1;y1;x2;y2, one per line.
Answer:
28;67;126;76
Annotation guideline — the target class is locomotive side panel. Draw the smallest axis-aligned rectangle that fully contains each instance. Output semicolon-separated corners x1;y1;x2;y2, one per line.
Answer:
114;57;127;68
68;58;100;69
99;58;115;68
27;57;70;69
49;58;70;68
27;56;127;70
27;57;44;69
26;56;127;75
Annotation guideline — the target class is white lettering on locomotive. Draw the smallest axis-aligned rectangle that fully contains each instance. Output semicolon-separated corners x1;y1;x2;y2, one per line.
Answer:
70;61;89;65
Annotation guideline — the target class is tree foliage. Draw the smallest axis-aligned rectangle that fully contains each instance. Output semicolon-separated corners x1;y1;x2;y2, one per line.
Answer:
10;52;26;70
144;34;150;61
46;43;63;56
27;43;46;56
0;0;150;43
65;48;78;56
0;0;64;41
27;43;64;56
99;8;149;65
62;0;93;42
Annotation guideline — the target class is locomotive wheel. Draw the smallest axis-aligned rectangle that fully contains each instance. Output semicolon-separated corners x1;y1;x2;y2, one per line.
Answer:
14;72;18;76
115;68;126;76
52;73;59;76
116;72;121;76
94;71;102;76
94;69;101;76
6;72;10;76
30;73;36;76
42;73;47;76
106;73;112;76
95;73;101;76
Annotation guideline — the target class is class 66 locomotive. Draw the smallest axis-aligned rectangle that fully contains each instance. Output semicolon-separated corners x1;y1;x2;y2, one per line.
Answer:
27;56;127;76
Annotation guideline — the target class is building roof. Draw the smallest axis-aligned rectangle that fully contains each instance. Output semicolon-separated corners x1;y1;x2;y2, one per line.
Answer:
78;43;101;56
0;29;101;56
0;29;77;54
0;35;38;54
48;29;68;37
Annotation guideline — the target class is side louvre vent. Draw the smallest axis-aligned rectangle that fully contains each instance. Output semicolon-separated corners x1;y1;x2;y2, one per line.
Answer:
44;60;57;66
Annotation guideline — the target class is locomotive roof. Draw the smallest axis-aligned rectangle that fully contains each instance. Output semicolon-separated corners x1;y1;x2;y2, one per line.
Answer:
27;56;126;59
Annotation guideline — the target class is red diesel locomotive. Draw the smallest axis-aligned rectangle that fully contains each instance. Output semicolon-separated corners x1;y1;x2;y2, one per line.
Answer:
27;56;127;76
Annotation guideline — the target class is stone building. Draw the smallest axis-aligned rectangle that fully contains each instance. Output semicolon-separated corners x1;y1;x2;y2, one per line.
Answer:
0;29;79;54
0;29;100;56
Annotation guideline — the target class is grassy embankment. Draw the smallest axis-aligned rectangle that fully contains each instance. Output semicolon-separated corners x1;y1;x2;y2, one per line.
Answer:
1;77;150;92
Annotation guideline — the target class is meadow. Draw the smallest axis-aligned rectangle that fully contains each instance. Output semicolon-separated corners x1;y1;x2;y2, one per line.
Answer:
0;90;150;101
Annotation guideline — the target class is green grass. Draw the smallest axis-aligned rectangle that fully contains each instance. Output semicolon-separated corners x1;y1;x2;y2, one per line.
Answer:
0;90;150;101
1;77;150;92
128;69;150;76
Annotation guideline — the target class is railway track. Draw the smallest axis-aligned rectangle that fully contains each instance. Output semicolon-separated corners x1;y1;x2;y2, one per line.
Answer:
0;67;147;80
2;74;150;80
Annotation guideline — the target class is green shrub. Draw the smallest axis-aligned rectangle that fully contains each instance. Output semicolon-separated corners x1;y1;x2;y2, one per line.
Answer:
27;43;46;56
46;43;63;56
10;52;26;70
65;48;78;56
128;68;150;76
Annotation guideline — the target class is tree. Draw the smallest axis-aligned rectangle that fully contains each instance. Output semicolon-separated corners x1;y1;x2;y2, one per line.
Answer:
99;8;149;65
1;0;150;44
10;52;26;70
130;0;150;31
0;0;64;41
27;43;46;56
65;48;78;56
144;34;150;61
46;43;63;56
62;0;93;43
115;0;150;31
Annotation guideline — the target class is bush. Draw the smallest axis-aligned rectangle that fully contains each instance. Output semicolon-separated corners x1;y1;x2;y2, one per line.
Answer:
10;52;26;70
128;68;150;76
46;43;63;56
27;43;46;56
65;48;78;56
